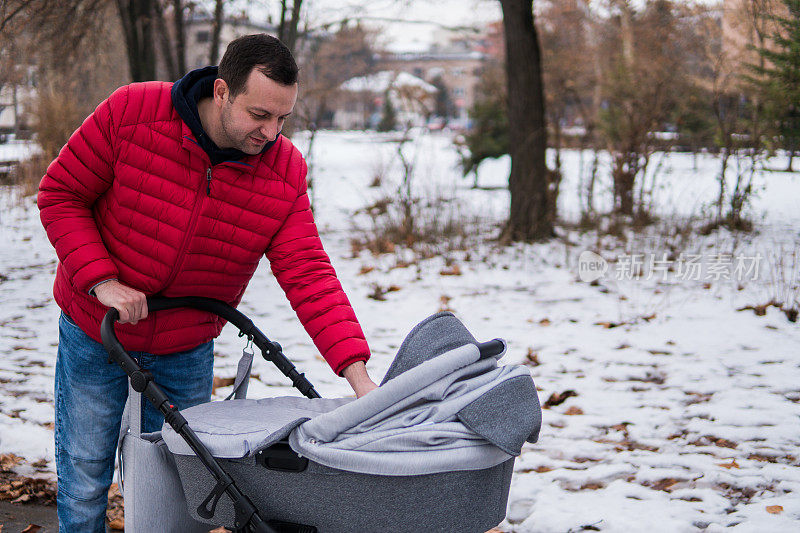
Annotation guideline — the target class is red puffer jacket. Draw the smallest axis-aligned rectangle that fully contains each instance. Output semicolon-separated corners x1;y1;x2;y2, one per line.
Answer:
38;82;369;375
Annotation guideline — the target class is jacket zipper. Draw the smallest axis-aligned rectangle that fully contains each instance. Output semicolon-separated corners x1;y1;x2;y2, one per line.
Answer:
159;166;210;293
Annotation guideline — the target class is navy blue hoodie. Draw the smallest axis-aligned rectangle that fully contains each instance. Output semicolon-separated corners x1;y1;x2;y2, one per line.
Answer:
171;66;278;165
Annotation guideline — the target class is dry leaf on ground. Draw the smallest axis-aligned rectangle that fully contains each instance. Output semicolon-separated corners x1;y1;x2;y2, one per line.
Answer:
440;264;461;276
0;453;24;470
212;376;236;394
766;505;783;514
543;390;578;408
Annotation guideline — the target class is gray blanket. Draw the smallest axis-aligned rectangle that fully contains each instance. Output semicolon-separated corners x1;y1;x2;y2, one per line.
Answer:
163;312;541;476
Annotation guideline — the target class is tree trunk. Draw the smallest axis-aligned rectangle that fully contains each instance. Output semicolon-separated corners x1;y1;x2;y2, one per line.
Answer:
171;0;185;75
278;0;303;54
153;1;176;79
115;0;156;81
286;0;303;53
209;0;224;64
612;153;636;216
499;0;552;241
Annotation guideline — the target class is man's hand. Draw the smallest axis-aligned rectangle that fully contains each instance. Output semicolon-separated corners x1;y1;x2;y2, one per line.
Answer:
93;280;148;325
342;361;378;398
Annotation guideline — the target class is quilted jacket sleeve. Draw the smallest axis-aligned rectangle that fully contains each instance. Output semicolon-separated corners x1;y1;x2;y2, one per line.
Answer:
38;86;126;294
266;156;371;376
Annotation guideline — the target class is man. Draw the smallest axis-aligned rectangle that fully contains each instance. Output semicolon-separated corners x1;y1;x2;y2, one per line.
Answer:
38;34;377;532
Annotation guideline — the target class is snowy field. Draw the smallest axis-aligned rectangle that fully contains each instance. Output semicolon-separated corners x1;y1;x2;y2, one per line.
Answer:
1;131;799;531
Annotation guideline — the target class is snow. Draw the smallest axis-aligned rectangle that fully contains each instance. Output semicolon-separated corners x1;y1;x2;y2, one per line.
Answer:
1;130;799;531
0;140;39;164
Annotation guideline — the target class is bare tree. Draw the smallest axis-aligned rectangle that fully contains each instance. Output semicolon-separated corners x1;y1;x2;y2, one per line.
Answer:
596;0;698;219
278;0;303;53
293;22;377;196
499;0;553;241
171;0;186;75
115;0;157;81
711;0;776;229
151;0;190;79
209;0;224;64
539;0;597;221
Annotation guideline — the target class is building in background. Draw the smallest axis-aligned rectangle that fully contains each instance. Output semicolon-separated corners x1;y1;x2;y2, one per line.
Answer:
165;13;276;76
375;31;489;129
334;71;437;130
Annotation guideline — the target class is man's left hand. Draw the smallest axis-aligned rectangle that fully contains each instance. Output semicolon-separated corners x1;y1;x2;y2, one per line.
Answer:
342;361;378;398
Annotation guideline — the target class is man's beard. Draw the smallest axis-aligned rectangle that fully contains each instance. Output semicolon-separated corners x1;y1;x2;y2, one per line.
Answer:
219;108;260;154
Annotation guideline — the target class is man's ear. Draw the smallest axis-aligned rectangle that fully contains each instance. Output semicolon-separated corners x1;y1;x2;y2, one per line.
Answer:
213;78;230;105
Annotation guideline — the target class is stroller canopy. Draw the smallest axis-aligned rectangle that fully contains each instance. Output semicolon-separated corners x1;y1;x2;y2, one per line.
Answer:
163;312;541;476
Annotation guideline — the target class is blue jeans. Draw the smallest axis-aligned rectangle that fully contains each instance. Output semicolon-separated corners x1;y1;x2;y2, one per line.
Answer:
55;312;214;533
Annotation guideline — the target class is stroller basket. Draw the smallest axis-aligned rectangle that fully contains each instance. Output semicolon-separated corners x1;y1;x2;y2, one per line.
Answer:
102;297;541;533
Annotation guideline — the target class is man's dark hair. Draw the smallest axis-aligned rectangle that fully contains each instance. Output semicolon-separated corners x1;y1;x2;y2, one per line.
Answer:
218;34;298;97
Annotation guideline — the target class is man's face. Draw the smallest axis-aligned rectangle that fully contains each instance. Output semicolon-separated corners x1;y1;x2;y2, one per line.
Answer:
216;68;298;154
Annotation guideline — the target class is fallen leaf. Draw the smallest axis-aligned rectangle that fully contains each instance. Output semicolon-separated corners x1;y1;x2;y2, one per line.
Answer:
108;519;124;530
650;478;681;492
543;390;578;408
538;318;551;326
439;295;453;312
358;265;375;275
0;453;24;470
211;376;235;394
21;526;41;533
594;321;620;329
439;264;462;276
717;460;740;469
525;348;540;366
565;406;584;415
766;505;783;514
689;435;737;449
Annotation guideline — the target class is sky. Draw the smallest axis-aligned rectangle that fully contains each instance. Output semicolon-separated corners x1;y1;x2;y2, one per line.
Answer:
239;0;503;52
232;0;723;53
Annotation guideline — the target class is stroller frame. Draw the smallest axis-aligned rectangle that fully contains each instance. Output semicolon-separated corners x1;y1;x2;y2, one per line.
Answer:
101;296;504;533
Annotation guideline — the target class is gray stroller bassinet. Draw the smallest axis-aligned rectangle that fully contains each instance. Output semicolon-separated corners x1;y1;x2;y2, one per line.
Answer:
102;298;542;533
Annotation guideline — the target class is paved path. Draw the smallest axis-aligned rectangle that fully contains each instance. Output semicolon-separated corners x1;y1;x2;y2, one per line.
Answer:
0;501;58;532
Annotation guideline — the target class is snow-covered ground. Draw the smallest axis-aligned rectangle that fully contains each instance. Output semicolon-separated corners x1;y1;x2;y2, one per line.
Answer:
1;131;798;531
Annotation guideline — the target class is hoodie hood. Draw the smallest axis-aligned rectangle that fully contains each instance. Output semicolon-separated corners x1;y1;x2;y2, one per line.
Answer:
171;66;278;165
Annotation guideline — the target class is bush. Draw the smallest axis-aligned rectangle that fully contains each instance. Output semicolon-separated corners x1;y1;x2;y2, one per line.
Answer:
11;81;87;197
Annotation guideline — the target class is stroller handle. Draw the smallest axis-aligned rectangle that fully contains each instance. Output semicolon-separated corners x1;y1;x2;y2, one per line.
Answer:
100;297;287;533
100;296;320;399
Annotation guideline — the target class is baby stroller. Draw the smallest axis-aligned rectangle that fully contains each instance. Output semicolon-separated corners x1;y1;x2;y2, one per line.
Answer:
102;297;542;533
